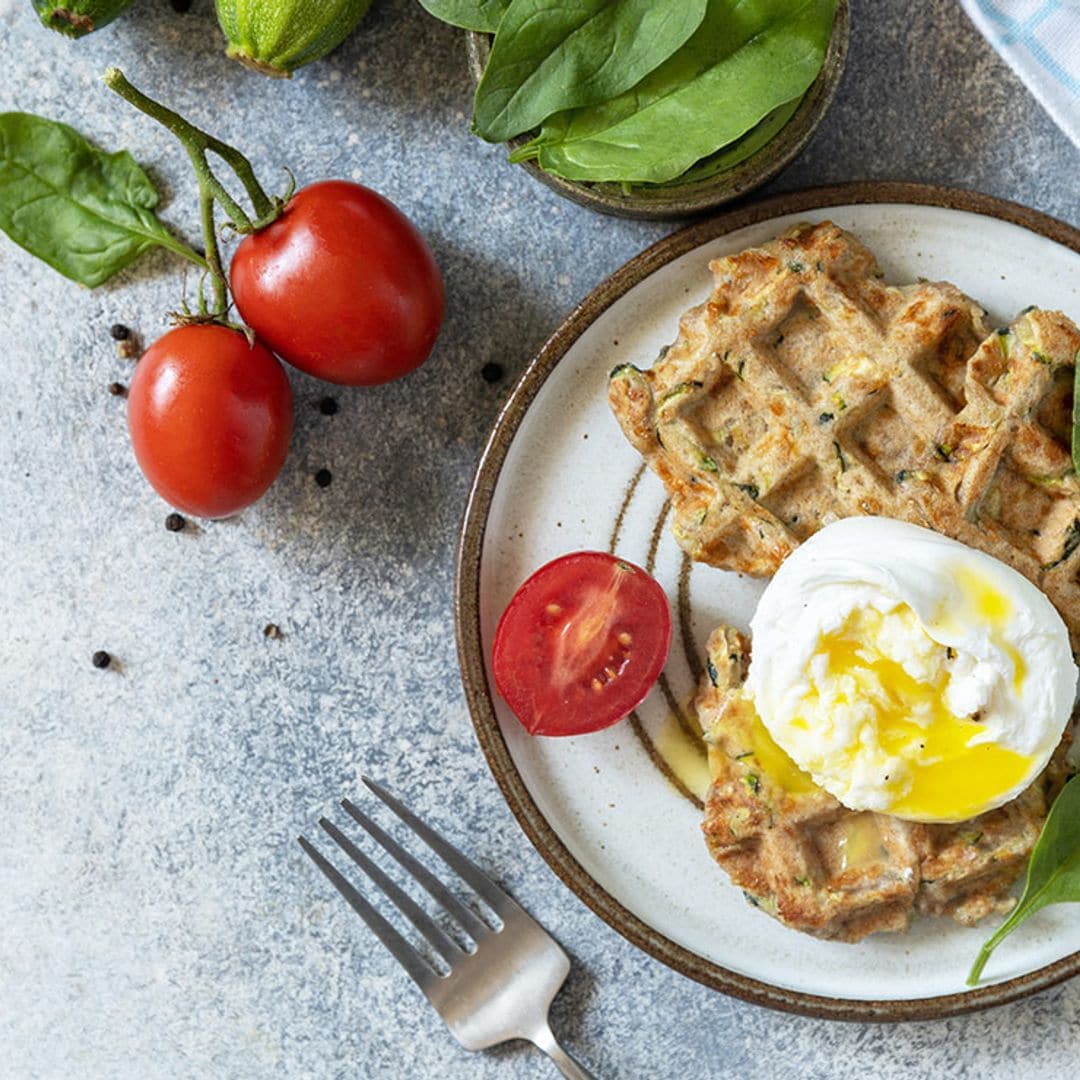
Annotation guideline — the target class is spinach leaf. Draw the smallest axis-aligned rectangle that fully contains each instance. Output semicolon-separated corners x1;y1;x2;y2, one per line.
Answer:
644;97;802;188
417;0;509;32
473;0;707;143
512;0;836;184
0;112;200;288
967;775;1080;985
1072;348;1078;476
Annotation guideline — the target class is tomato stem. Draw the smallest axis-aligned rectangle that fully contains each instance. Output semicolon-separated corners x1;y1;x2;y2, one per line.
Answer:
102;69;279;233
198;188;228;318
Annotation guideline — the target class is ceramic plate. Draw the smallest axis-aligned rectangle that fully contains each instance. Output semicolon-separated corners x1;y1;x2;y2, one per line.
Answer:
455;183;1080;1020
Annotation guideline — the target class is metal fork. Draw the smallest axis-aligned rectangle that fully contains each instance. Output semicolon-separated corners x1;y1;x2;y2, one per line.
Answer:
299;777;596;1079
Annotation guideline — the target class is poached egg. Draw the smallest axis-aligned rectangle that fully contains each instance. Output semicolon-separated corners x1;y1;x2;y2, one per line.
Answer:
746;517;1077;822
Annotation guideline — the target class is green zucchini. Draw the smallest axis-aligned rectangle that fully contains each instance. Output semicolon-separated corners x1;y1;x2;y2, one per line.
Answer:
32;0;136;37
215;0;374;78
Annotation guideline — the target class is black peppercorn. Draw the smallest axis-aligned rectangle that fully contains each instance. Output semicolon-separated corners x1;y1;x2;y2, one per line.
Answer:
108;382;127;397
481;362;505;384
318;396;339;416
314;469;332;488
109;323;131;341
263;623;284;640
92;650;112;669
164;513;186;532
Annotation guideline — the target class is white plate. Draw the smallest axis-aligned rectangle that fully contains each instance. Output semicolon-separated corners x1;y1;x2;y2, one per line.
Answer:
455;184;1080;1019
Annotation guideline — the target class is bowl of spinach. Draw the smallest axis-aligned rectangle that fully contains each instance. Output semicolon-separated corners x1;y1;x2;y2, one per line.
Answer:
423;0;849;219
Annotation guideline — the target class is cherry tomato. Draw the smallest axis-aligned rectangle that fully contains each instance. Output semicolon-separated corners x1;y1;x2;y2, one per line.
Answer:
229;180;445;386
127;324;293;518
492;552;672;737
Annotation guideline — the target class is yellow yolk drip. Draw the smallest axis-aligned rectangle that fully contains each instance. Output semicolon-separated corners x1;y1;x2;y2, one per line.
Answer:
705;701;819;794
959;564;1011;624
747;714;819;794
936;565;1026;694
792;605;1033;821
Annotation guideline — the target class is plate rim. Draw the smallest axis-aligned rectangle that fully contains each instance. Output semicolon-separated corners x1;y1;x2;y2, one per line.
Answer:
453;181;1080;1022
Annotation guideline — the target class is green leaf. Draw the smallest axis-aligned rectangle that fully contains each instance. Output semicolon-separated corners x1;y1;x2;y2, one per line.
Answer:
1072;348;1079;477
416;0;509;32
515;0;836;184
968;775;1080;985
0;112;199;288
642;96;802;188
473;0;708;143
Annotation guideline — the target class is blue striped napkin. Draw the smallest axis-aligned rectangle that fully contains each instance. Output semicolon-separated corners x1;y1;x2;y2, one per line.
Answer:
962;0;1080;147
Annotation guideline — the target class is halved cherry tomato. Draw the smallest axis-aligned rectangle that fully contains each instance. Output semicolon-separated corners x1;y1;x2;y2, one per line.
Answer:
491;552;672;737
127;324;293;518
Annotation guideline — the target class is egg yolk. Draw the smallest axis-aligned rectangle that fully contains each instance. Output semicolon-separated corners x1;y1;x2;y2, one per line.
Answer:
707;705;820;794
746;714;818;794
790;604;1033;821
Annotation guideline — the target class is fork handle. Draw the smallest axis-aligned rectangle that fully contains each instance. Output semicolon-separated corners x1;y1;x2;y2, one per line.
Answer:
530;1022;597;1080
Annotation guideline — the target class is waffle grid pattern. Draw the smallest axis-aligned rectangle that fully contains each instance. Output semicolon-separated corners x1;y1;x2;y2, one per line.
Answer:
609;222;1080;652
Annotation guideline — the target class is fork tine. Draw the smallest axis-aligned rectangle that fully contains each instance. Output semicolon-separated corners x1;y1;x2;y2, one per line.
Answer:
361;777;512;914
340;798;491;942
297;835;434;990
318;817;461;966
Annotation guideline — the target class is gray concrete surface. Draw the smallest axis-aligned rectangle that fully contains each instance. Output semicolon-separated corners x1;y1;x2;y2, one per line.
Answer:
1;0;1078;1077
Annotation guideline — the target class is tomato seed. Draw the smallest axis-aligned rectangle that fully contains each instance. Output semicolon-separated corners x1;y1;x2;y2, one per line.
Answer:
92;650;112;669
617;631;632;646
591;678;603;693
164;513;186;532
545;603;562;616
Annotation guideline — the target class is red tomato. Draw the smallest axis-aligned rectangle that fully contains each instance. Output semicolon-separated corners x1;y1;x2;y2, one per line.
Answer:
492;552;672;737
229;180;445;387
127;325;293;518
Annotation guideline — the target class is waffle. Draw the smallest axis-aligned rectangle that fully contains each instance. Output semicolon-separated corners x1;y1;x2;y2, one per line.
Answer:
697;626;1072;942
608;221;1080;653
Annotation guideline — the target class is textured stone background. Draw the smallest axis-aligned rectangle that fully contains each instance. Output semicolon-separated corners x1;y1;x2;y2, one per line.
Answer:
1;0;1078;1077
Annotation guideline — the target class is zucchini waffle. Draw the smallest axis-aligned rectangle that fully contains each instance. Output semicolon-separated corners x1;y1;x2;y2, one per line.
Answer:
697;626;1073;942
608;221;1080;653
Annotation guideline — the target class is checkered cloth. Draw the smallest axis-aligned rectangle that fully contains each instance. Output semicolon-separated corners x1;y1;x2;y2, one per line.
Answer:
962;0;1080;147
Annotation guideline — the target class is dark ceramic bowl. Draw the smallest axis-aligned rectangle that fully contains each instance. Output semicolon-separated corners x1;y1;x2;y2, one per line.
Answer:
466;1;850;220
